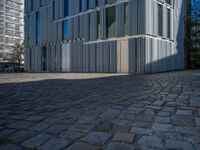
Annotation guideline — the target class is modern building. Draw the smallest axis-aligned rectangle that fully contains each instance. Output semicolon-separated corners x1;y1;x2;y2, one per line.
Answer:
0;0;24;60
24;0;187;73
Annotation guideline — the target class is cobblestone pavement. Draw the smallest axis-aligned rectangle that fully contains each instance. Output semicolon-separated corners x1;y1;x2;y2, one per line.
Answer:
0;70;200;150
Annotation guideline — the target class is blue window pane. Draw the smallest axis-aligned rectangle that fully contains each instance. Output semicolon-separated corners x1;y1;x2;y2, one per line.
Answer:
64;0;69;16
53;0;55;20
63;20;69;40
79;0;82;12
36;11;40;46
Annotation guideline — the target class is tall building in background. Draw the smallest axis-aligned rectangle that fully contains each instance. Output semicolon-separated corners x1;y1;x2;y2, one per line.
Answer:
0;0;24;60
24;0;186;73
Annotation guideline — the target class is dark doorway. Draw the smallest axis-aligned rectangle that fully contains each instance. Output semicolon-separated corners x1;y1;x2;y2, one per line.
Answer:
42;46;47;71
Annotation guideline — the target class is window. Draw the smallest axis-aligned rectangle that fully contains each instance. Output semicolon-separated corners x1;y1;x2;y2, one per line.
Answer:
64;0;69;17
124;3;128;35
28;15;30;45
167;8;171;39
86;0;90;10
97;11;101;39
31;0;33;11
106;6;116;38
36;11;40;46
158;4;163;37
79;0;82;12
52;0;55;20
166;0;171;5
63;20;69;40
40;0;42;7
95;0;98;7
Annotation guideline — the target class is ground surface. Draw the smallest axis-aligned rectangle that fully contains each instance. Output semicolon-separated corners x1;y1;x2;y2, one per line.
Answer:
0;70;200;150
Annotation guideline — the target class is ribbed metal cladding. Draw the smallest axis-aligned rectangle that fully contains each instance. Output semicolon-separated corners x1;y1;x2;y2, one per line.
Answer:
24;0;186;73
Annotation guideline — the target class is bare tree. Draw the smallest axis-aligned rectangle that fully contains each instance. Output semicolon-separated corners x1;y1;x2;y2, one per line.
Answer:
10;42;24;65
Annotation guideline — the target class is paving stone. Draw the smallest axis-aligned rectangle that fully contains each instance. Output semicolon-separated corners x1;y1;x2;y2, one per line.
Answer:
152;100;164;106
157;111;171;117
66;142;100;150
8;115;28;120
189;135;200;144
196;118;200;126
77;114;97;124
8;130;37;143
100;109;121;119
1;71;200;149
82;131;112;145
130;127;153;135
164;139;195;150
40;138;71;150
95;122;112;132
190;101;200;107
22;133;51;148
132;121;152;128
0;119;16;126
155;131;182;140
112;124;130;132
59;130;83;141
138;136;163;149
172;115;195;127
69;124;94;133
155;117;171;123
145;105;161;110
0;144;22;150
112;132;135;143
195;144;200;150
119;113;135;121
136;115;154;122
112;119;131;126
152;123;172;132
162;107;176;112
176;110;193;115
26;116;44;122
106;142;135;150
7;121;34;129
45;124;68;135
0;129;16;138
175;126;199;135
29;122;52;131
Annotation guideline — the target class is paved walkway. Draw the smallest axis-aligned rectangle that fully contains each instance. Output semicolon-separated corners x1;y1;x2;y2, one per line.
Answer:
0;70;200;150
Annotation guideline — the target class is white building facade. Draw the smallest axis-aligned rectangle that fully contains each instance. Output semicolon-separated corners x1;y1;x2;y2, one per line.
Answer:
0;0;24;60
24;0;187;73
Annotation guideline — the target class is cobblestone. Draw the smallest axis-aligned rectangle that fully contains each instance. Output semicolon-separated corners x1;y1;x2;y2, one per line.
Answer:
40;138;71;150
137;136;163;149
112;132;135;143
22;133;52;148
0;71;200;149
106;142;135;150
82;131;112;146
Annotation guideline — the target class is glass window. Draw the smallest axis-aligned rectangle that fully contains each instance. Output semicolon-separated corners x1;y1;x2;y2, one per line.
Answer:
167;8;171;39
31;0;33;11
64;0;69;16
166;0;171;5
106;6;116;38
79;0;82;12
52;0;55;20
86;0;89;10
124;3;128;35
36;11;40;46
63;20;69;40
158;4;163;37
95;0;98;7
97;11;101;39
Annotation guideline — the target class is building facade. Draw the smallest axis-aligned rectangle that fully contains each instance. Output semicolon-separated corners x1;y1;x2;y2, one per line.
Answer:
0;0;24;60
24;0;186;73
